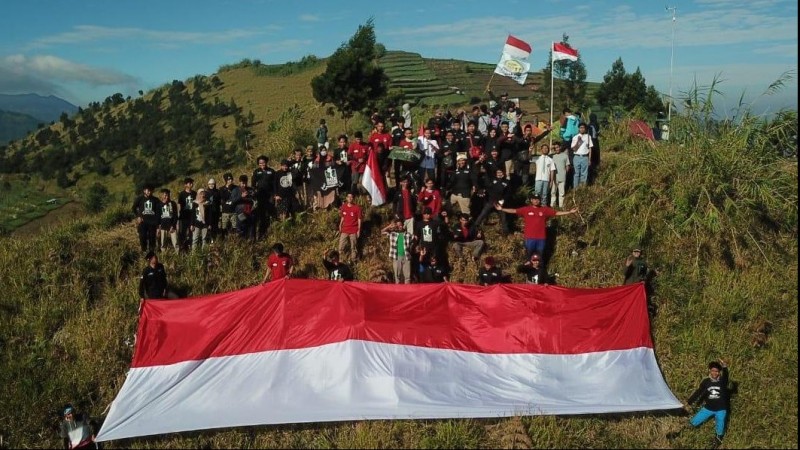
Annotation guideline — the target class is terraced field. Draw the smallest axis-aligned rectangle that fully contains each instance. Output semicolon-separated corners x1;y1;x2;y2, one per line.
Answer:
379;51;467;107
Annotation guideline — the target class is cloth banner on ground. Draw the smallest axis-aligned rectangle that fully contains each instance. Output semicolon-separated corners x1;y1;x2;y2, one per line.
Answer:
96;279;681;442
494;35;532;85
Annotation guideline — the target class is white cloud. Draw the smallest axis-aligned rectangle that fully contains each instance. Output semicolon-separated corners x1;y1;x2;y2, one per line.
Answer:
27;25;280;49
1;54;137;86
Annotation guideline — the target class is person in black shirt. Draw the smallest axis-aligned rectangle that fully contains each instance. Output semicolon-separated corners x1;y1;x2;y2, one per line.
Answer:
132;184;159;253
139;251;168;300
204;178;221;243
177;178;196;250
218;173;239;239
274;159;297;221
157;189;179;252
252;155;276;239
474;168;511;234
478;256;504;286
669;359;731;448
517;252;547;284
413;207;441;255
418;248;449;283
322;250;354;281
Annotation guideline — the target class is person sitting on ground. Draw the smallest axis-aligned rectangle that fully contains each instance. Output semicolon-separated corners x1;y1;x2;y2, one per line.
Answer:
322;250;354;281
668;359;731;449
517;252;547;284
478;256;504;286
418;247;449;283
59;404;96;450
262;243;293;283
450;213;485;261
139;251;168;301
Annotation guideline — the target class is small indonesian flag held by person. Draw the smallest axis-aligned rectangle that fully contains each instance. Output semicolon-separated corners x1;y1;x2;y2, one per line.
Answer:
553;42;579;61
494;35;532;85
361;146;387;206
95;280;682;442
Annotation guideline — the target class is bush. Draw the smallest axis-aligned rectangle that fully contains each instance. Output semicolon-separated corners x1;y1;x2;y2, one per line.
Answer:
85;182;110;213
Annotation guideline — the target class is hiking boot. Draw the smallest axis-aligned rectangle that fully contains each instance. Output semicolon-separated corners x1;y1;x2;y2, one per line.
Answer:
710;435;723;449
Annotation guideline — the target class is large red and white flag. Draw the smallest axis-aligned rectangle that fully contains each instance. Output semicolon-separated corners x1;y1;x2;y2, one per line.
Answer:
96;280;681;442
553;42;579;62
361;147;387;206
494;35;532;85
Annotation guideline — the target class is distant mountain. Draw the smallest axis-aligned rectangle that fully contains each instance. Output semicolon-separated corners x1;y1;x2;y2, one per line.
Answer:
0;93;78;123
0;109;42;144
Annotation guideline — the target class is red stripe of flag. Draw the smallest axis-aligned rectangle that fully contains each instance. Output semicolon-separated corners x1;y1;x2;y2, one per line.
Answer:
553;42;579;59
506;35;532;54
132;279;653;367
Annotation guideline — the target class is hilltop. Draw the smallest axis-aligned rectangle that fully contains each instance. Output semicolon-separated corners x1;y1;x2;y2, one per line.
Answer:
0;93;77;123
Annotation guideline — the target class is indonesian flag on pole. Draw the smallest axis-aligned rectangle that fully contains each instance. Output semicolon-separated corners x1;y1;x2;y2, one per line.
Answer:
97;280;682;442
494;35;532;85
553;42;579;62
361;147;387;206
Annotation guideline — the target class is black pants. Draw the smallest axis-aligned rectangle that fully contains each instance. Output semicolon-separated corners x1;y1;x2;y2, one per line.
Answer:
137;222;158;252
254;196;272;239
474;203;509;234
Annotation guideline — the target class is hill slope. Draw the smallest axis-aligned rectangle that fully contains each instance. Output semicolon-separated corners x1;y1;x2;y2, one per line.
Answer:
0;108;796;448
0;93;78;122
0;108;42;144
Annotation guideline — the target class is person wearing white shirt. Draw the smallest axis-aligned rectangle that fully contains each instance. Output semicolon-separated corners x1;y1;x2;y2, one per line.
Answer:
532;143;556;206
570;123;593;188
417;127;440;188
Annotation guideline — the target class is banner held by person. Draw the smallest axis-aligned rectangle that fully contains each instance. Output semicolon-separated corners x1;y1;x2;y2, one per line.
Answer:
96;279;682;442
492;35;533;85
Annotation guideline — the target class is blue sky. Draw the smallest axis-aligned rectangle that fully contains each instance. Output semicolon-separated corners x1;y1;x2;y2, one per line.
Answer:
1;0;796;115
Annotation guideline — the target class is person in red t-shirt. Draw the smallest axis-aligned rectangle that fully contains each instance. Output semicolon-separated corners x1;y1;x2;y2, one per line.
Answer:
347;131;371;195
495;192;578;260
338;192;363;262
262;242;293;283
417;178;443;217
369;121;393;177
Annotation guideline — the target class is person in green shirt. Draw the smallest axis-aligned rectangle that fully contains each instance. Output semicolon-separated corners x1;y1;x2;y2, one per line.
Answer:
382;217;413;284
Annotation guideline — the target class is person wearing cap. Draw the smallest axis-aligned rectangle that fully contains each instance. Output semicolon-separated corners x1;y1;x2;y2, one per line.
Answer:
273;159;297;221
382;217;413;284
447;155;478;215
177;177;196;250
338;192;363;262
157;188;179;252
252;155;276;240
322;249;354;282
132;184;159;253
262;242;293;283
624;248;649;285
517;252;548;284
495;192;578;260
139;251;168;300
219;173;239;239
205;178;221;243
59;404;95;449
190;188;210;251
478;256;504;286
347;131;371;195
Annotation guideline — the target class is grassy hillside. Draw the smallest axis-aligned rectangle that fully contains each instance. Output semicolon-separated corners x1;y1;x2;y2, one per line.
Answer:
0;100;796;448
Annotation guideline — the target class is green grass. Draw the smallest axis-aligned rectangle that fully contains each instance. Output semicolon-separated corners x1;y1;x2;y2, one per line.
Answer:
0;177;65;234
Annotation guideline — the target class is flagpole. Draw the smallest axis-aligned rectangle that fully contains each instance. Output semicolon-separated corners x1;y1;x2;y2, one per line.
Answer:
549;42;555;147
486;34;511;94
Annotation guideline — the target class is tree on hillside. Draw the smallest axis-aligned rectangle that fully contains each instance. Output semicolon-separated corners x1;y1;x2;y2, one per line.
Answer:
538;34;587;114
311;18;388;131
596;58;665;117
